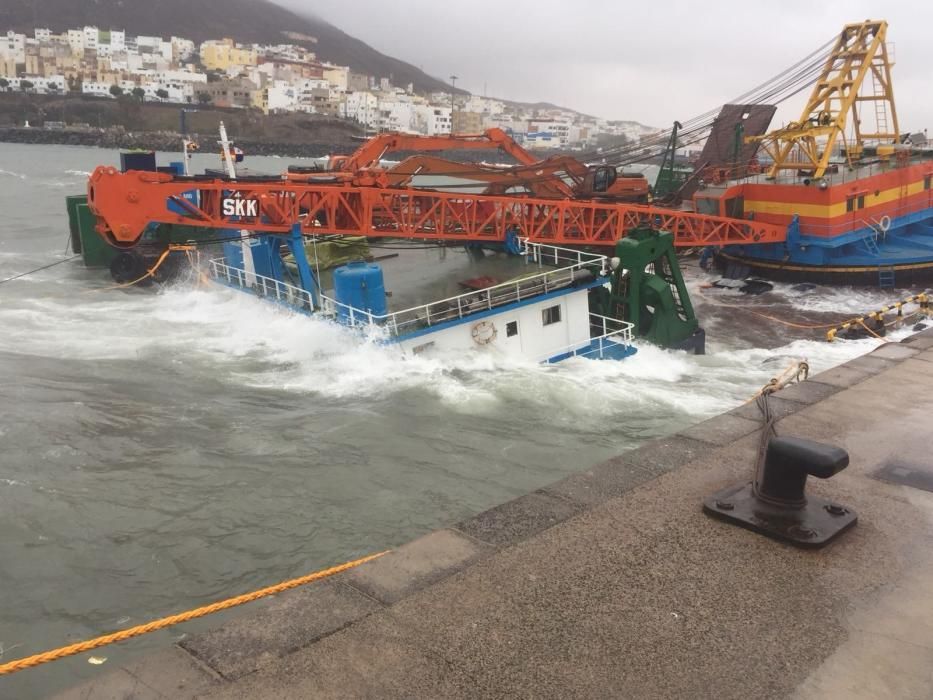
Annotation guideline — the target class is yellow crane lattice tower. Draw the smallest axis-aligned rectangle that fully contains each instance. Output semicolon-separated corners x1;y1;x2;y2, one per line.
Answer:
748;20;899;179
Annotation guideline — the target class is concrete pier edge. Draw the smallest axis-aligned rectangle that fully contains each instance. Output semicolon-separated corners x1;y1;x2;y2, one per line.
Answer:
49;328;933;699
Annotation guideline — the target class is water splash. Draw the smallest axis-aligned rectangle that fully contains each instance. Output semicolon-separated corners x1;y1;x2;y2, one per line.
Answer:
0;279;895;425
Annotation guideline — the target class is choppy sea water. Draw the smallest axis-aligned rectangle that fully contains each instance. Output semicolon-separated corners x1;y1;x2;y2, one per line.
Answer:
0;142;924;698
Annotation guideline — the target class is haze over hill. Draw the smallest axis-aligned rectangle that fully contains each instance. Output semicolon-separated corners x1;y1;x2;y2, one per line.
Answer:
0;0;458;94
0;0;657;127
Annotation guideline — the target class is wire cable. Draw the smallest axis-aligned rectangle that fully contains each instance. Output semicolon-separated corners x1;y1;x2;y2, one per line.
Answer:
0;254;81;286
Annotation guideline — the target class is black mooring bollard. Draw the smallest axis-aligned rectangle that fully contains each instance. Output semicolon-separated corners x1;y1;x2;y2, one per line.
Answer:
703;436;857;548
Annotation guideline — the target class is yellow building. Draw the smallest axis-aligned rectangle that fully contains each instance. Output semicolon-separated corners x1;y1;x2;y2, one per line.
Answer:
24;53;40;76
200;38;257;71
251;88;267;112
0;57;16;79
322;64;348;91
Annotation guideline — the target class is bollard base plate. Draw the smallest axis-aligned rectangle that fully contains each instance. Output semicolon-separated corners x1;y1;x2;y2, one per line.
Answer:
703;481;857;549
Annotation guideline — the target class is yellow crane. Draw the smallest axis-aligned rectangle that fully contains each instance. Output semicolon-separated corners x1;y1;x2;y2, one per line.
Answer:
748;20;899;179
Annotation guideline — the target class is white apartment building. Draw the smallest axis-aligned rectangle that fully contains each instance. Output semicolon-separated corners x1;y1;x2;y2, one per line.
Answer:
375;98;415;132
82;26;98;51
140;81;190;102
524;132;561;149
463;95;506;116
66;30;84;56
6;74;66;93
413;104;452;135
171;36;196;61
82;80;114;97
527;119;572;148
136;68;207;85
110;30;126;52
266;81;298;112
34;28;51;42
108;51;129;71
344;90;379;126
1;32;26;63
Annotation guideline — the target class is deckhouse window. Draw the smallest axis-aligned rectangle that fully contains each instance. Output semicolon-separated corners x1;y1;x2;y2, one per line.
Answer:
846;195;866;212
542;305;561;326
925;175;931;190
506;321;518;337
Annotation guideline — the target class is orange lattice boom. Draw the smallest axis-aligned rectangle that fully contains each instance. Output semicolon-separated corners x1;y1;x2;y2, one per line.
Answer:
87;166;786;249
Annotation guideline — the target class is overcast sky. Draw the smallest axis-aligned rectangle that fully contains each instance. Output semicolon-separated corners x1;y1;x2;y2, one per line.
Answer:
276;0;931;132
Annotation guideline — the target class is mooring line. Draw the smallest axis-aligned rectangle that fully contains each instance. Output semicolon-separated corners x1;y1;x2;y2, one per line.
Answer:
0;550;387;676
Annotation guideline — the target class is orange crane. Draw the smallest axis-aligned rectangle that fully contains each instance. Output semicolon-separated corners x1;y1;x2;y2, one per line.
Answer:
85;124;787;252
304;128;648;201
87;161;785;249
324;128;541;172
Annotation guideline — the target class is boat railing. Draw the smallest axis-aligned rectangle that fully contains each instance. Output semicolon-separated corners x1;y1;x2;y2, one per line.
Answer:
719;151;933;188
322;240;608;337
208;259;315;313
539;313;635;364
211;241;609;339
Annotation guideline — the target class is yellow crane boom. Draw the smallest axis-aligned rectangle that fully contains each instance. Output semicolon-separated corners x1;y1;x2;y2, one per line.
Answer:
748;20;899;179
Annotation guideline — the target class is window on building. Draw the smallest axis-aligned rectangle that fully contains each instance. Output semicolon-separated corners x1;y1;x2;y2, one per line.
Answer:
506;320;518;337
542;305;561;326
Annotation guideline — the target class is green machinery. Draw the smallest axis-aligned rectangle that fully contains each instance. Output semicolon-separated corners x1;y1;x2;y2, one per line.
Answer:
653;121;692;201
66;194;214;273
593;225;705;354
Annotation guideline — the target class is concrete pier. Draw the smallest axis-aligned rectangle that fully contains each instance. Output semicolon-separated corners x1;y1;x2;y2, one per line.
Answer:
54;330;933;699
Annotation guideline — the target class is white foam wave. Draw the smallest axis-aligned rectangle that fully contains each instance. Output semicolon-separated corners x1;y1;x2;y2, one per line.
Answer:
778;282;930;315
0;280;908;421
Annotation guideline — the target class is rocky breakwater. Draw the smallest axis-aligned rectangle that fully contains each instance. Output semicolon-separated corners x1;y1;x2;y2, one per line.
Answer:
0;126;354;159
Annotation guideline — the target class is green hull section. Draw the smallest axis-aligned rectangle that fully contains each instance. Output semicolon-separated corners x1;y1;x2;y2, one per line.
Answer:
66;194;215;269
593;226;705;353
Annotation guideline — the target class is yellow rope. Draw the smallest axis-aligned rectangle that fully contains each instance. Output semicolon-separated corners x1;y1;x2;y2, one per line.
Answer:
698;292;844;330
0;550;387;676
749;360;810;401
83;245;196;294
856;318;885;339
701;290;927;337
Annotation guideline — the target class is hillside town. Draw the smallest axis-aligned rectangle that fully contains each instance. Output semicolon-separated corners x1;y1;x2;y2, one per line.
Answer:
0;26;654;150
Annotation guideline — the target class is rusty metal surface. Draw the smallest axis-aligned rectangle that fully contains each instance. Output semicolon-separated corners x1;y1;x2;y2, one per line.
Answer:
699;103;776;170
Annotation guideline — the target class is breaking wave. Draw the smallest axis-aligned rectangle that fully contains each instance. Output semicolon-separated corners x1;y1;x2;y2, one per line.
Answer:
0;279;899;430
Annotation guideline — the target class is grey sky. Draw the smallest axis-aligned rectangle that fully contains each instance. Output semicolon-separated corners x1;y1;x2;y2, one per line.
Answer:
275;1;931;132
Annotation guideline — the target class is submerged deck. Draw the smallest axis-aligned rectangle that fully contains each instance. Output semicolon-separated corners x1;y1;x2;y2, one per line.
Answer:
54;331;933;699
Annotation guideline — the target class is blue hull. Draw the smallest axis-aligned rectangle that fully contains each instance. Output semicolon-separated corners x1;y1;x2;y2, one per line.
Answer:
720;208;933;286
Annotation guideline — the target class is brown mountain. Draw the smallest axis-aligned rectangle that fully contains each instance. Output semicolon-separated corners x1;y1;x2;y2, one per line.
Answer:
0;0;459;94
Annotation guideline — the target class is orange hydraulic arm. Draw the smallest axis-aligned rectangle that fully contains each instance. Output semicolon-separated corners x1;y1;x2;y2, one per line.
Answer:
314;129;645;201
87;167;786;249
328;128;539;172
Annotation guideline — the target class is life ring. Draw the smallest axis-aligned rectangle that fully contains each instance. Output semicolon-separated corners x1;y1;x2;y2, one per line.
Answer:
878;215;891;233
471;320;497;345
